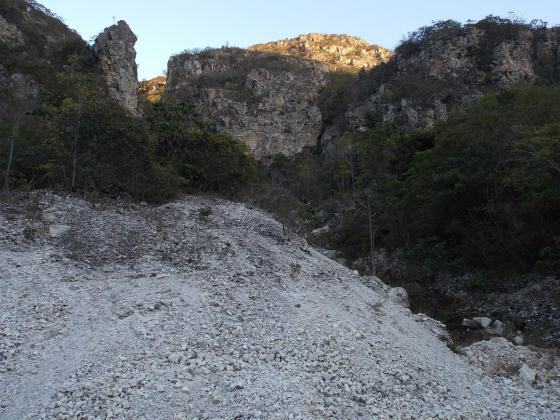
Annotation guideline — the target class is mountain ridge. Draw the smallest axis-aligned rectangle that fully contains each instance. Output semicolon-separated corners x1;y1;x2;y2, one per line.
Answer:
249;33;393;72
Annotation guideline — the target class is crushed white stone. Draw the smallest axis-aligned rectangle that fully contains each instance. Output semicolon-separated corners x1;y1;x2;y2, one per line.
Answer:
0;192;559;419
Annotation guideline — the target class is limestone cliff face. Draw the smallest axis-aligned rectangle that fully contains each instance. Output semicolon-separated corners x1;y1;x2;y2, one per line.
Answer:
93;21;139;115
166;48;326;158
346;24;560;132
0;14;24;47
0;0;85;116
250;33;393;73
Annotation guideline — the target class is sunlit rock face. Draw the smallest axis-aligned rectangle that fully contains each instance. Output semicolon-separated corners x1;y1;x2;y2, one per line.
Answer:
345;24;560;132
93;20;139;115
250;33;393;73
138;76;166;103
166;48;326;158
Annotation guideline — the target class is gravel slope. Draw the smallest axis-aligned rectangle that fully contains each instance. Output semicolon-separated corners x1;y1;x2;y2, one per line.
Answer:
0;192;559;419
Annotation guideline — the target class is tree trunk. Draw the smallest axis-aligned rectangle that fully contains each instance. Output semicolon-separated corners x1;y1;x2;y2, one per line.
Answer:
367;198;376;276
71;114;82;191
4;119;19;192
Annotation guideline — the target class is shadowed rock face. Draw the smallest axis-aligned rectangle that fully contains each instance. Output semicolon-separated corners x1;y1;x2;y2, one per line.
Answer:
93;20;139;115
166;48;326;158
0;1;87;116
0;14;24;47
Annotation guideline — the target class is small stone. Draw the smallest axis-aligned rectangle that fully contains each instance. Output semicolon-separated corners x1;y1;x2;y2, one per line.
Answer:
519;364;536;385
168;353;183;364
512;336;524;346
212;390;222;403
473;317;492;329
387;287;409;308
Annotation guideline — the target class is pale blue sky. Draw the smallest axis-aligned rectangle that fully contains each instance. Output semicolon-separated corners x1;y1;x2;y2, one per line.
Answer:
40;0;560;80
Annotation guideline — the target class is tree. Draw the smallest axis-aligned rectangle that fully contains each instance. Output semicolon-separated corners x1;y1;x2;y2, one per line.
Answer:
3;112;20;192
2;91;31;191
356;188;381;275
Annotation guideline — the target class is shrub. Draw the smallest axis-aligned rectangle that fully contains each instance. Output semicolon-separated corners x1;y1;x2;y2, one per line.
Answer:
290;263;302;278
198;206;213;222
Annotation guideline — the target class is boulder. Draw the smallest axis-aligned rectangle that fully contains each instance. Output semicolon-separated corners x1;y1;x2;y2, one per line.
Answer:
519;364;536;385
473;317;492;329
48;225;71;239
387;287;409;308
487;319;504;335
311;225;330;238
362;276;388;293
414;313;452;345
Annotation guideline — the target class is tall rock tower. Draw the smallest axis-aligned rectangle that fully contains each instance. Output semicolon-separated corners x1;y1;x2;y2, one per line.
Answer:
93;20;138;115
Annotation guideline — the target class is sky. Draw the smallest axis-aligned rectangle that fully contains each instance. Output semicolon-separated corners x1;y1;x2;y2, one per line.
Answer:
40;0;560;80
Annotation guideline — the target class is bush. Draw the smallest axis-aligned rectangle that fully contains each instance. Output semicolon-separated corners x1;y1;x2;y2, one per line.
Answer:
198;206;213;222
147;100;257;196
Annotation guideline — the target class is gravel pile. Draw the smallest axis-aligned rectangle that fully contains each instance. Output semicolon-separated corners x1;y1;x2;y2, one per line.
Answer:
1;192;559;419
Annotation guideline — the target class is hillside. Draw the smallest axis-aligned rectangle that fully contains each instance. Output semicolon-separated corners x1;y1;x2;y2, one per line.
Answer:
250;33;393;73
1;5;560;418
0;192;558;418
0;0;87;115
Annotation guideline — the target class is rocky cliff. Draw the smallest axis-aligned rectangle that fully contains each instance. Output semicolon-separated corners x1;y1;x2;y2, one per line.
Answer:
166;48;326;158
0;2;141;116
0;13;24;47
0;0;85;115
93;20;139;115
345;20;560;132
250;33;393;73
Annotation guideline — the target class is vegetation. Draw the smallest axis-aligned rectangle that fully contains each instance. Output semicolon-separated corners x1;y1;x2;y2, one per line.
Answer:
1;73;256;201
198;206;213;222
1;59;255;202
319;72;358;124
146;100;256;195
262;86;560;279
